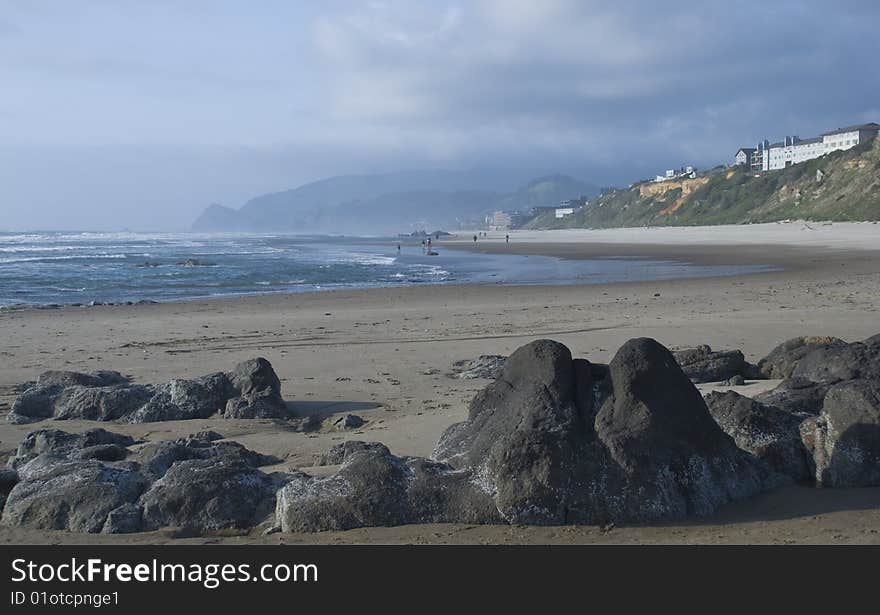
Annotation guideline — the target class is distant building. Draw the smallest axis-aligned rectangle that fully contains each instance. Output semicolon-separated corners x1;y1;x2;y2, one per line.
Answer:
737;122;879;171
555;207;575;219
654;165;697;183
735;148;756;167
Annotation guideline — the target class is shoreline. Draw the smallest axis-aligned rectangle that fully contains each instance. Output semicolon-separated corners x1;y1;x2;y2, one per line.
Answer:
3;225;880;544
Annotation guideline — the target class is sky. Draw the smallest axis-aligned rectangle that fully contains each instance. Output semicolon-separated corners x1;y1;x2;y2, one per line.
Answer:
0;0;878;231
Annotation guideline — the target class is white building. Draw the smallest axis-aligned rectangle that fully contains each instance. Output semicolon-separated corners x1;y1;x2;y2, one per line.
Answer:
743;123;879;171
555;207;575;219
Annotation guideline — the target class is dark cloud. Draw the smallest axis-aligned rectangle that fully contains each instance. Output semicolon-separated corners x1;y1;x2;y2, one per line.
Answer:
0;0;877;229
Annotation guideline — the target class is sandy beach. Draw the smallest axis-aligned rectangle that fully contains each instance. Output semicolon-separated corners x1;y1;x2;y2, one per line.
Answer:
2;222;880;544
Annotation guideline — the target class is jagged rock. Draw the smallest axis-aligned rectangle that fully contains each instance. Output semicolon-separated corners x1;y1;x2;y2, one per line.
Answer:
754;377;831;415
228;358;280;397
8;358;287;424
131;434;276;480
757;336;847;379
53;385;156;421
6;428;136;473
315;441;390;466
326;414;365;431
672;345;759;383
449;355;506;379
1;460;148;533
140;459;283;533
806;380;880;487
721;375;746;386
284;338;777;532
223;389;288;419
102;503;144;534
8;370;130;423
0;469;19;513
276;446;499;532
705;391;812;481
127;374;231;423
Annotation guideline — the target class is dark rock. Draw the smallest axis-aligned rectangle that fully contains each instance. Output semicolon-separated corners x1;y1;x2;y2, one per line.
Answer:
721;375;746;386
672;345;759;383
806;379;880;487
754;377;831;416
757;336;847;379
705;390;812;481
286;338;776;532
449;355;506;379
791;341;880;384
140;459;281;533
1;460;148;533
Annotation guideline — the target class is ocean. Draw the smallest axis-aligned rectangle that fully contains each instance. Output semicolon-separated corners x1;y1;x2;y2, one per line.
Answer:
0;232;774;307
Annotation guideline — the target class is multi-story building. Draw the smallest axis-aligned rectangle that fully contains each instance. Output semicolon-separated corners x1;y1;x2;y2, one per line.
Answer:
738;123;878;171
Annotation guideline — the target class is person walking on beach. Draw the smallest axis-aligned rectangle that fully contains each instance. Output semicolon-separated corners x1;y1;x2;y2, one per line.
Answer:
473;234;478;243
506;234;509;244
397;243;401;252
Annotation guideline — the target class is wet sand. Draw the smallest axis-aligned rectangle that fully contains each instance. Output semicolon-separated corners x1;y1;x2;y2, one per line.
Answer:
2;224;880;544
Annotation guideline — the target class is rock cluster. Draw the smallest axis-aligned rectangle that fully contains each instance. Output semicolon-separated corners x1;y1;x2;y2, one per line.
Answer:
276;338;779;531
707;334;880;487
7;358;288;424
0;428;285;534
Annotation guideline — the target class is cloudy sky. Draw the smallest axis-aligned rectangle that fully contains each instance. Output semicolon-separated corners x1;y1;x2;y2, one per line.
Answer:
1;0;878;230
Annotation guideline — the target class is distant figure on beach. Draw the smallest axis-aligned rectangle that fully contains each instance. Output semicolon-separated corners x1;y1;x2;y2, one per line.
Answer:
506;234;510;244
473;234;478;243
427;237;432;248
397;243;401;252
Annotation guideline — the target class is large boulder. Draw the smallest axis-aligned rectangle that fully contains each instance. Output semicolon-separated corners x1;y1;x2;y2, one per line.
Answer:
276;445;500;532
592;339;774;522
8;370;130;423
672;345;760;383
131;433;277;480
222;358;288;419
127;374;232;423
7;428;136;474
705;391;812;481
283;338;778;532
140;459;283;533
804;379;880;487
53;385;156;421
791;341;880;384
757;336;847;379
1;460;148;533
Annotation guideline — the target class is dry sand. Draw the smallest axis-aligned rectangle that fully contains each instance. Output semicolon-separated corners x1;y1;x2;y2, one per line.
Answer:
2;221;880;544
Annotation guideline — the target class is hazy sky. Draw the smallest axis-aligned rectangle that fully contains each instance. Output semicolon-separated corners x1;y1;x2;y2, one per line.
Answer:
1;0;878;230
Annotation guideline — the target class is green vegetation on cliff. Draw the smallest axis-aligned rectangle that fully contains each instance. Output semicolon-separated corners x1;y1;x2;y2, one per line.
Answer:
525;139;880;229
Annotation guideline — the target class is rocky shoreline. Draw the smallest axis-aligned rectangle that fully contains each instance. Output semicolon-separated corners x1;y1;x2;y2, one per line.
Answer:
2;332;879;536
